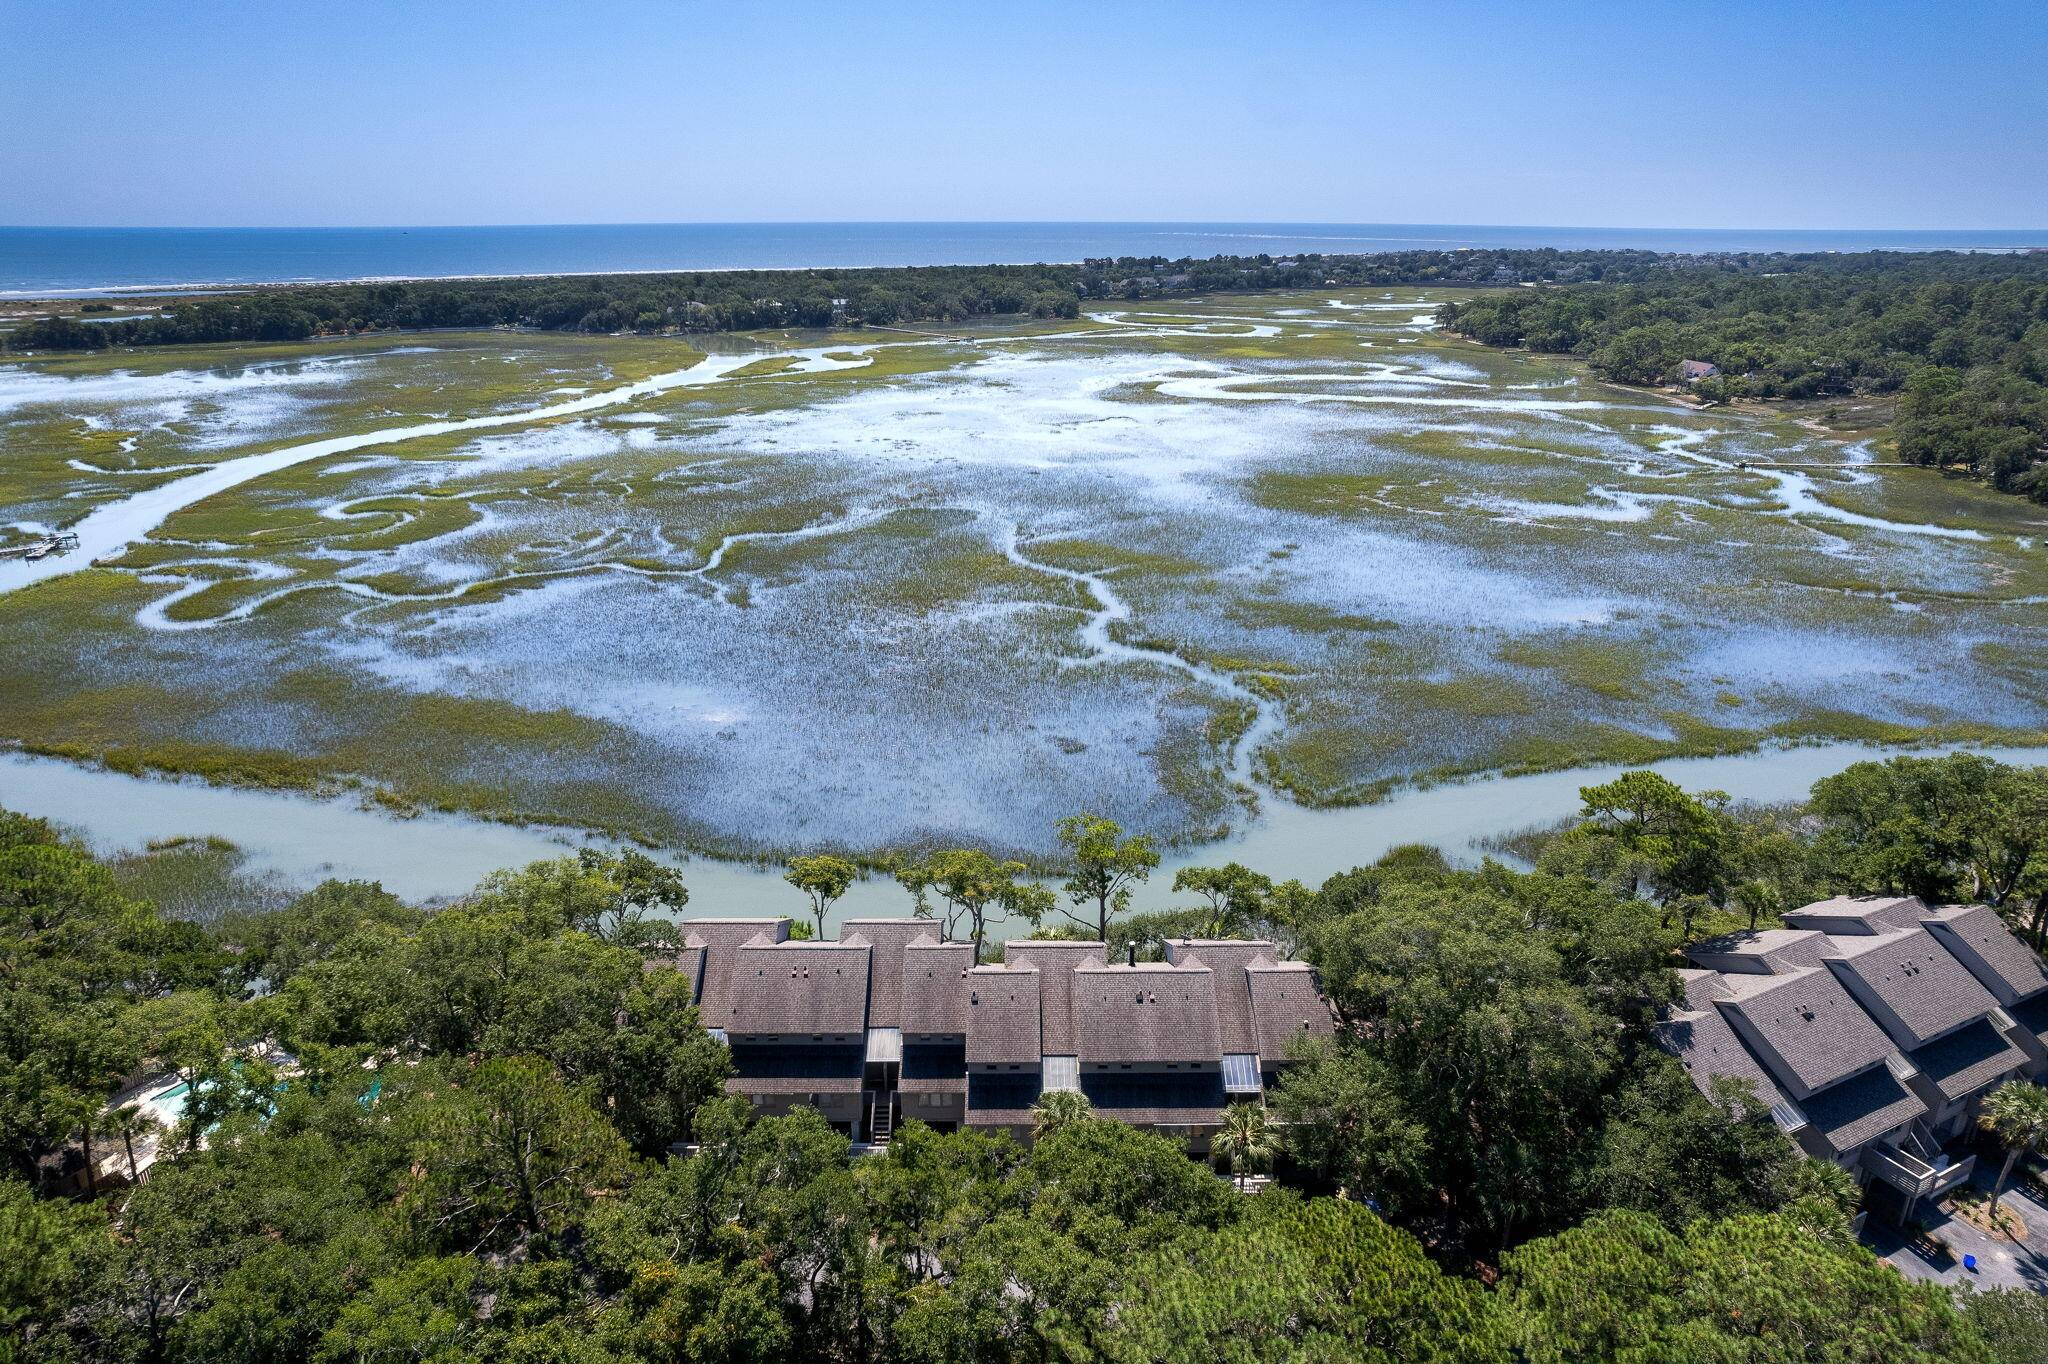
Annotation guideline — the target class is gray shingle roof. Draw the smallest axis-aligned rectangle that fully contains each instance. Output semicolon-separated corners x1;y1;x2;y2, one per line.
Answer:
1246;960;1336;1063
1783;895;1926;934
1654;1006;1798;1119
1003;941;1107;1055
1677;968;1732;1009
900;1075;968;1095
698;929;1338;1128
1798;1066;1927;1152
965;966;1042;1065
902;940;974;1036
2012;993;2048;1049
1686;928;1829;973
1715;967;1896;1097
677;918;791;1023
1923;905;2048;1006
660;945;708;1002
727;1075;864;1095
1167;940;1278;1054
726;941;871;1036
1825;927;1998;1048
1907;1017;2027;1102
841;918;940;1029
1072;962;1222;1066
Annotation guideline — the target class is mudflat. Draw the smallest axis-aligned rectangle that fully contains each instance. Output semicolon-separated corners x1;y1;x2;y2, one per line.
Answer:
3;290;2043;860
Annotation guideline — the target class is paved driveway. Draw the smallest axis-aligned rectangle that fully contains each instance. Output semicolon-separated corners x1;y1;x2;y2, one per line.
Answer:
1867;1169;2048;1293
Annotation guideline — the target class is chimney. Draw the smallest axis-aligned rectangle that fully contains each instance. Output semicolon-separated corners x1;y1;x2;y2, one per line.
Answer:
1127;944;1137;968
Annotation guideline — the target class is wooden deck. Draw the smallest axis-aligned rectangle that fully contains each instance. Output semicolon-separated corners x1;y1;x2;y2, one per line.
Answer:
0;532;81;562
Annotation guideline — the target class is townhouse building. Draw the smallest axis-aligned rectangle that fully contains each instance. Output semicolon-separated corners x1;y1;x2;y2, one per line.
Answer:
660;917;1336;1151
1659;894;2048;1220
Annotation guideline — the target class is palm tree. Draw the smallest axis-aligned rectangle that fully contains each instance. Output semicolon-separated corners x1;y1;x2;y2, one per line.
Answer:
104;1104;164;1185
76;1109;98;1196
1213;1102;1279;1192
1031;1090;1092;1141
1778;1157;1863;1251
1979;1081;2048;1223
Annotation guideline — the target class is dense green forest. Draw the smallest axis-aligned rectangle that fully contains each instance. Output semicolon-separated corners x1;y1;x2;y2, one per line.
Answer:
12;249;2048;505
1438;253;2048;503
0;246;1733;354
4;752;2048;1362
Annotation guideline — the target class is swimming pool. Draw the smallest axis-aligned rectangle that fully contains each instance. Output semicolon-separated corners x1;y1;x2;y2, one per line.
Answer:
140;1081;190;1128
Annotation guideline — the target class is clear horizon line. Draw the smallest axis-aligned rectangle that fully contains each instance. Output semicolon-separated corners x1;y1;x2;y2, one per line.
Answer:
5;219;2046;234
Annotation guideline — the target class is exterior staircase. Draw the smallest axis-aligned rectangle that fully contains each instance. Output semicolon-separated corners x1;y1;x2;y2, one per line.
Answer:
869;1094;896;1146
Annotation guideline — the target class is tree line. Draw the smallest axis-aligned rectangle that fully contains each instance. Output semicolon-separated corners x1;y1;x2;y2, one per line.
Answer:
1438;252;2048;503
1;246;1808;355
3;751;2048;1362
14;248;2046;506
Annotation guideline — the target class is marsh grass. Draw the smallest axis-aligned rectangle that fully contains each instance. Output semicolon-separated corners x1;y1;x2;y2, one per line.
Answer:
1493;634;1664;704
107;835;296;924
1222;597;1397;635
4;301;2044;857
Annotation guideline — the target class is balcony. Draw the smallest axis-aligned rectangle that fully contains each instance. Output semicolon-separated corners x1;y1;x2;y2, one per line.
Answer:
1862;1142;1975;1201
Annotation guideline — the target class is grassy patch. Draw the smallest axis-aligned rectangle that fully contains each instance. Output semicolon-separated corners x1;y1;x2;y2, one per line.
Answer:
1765;709;2048;750
872;547;1068;613
1223;597;1397;635
1244;470;1394;517
1395;674;1541;719
1494;633;1663;703
107;836;296;924
727;356;804;378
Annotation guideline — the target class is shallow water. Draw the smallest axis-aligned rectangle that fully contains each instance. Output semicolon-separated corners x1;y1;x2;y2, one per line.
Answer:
0;348;825;595
6;740;2043;933
2;294;2044;860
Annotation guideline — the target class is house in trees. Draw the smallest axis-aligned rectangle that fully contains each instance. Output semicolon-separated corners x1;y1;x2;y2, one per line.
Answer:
1677;358;1721;382
1658;894;2047;1222
661;918;1336;1152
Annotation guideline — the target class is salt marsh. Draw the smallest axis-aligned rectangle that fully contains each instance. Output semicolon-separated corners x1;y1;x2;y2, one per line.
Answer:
3;290;2044;860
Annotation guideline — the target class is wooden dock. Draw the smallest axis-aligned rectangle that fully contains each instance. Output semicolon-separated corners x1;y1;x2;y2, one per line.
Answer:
0;532;81;562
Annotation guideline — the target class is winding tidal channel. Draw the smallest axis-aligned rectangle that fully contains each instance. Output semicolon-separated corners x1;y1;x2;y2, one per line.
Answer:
4;292;2045;892
5;740;2045;931
0;349;809;596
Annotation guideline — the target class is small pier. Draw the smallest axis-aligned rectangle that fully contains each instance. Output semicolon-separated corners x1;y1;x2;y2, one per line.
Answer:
0;532;81;563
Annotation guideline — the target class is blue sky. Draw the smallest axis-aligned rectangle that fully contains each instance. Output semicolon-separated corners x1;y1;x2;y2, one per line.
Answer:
5;0;2044;228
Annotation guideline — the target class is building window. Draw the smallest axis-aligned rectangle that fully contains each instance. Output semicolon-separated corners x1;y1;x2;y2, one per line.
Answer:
1221;1054;1262;1093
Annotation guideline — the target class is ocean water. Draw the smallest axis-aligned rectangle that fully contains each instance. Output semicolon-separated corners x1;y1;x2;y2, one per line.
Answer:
3;222;2044;297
